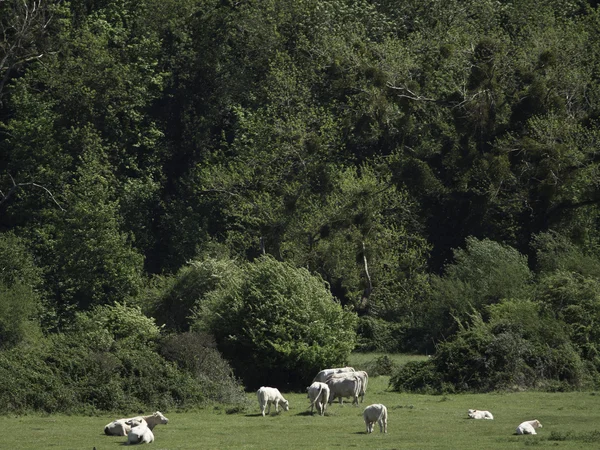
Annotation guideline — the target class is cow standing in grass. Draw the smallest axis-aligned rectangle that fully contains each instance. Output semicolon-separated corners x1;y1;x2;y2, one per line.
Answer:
326;374;362;406
307;381;330;416
363;404;387;433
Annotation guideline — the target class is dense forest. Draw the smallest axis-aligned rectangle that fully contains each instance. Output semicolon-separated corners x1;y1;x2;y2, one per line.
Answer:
2;0;600;413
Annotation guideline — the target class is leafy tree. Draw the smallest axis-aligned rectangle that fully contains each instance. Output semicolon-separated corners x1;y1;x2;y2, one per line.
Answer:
194;256;358;390
40;132;144;325
422;237;532;345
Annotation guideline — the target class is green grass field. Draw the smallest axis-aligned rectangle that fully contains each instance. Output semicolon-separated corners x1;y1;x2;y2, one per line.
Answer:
2;355;600;449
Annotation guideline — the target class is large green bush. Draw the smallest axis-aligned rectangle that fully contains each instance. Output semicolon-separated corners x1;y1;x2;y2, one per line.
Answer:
195;256;358;390
0;304;247;414
145;258;240;332
421;237;533;345
392;300;593;394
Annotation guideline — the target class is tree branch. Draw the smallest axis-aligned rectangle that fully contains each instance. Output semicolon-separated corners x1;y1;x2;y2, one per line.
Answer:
0;174;65;210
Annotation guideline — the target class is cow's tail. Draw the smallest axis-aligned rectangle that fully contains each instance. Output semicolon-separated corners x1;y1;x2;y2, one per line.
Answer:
309;384;323;412
353;377;362;405
378;405;388;429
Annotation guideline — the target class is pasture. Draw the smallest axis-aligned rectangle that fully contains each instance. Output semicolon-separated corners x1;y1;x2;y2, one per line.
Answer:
2;355;600;449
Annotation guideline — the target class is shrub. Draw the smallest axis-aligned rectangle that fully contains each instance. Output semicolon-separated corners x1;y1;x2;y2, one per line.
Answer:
159;332;246;404
0;304;249;414
195;255;358;390
145;258;241;332
389;360;444;394
361;354;398;377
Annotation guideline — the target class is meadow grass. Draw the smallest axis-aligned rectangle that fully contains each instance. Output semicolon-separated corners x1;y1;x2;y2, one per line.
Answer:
2;357;600;449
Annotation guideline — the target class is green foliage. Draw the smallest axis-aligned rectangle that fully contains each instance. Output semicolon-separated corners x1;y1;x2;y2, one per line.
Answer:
145;257;241;332
40;139;144;322
0;232;43;348
356;316;408;352
3;0;600;402
427;302;591;392
389;360;445;394
0;283;42;349
159;332;246;405
532;230;600;277
195;256;358;390
535;271;600;365
0;305;246;414
421;237;532;345
72;302;162;348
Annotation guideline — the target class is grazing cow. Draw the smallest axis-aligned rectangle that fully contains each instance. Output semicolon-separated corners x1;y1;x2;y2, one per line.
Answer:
468;409;494;420
104;411;169;436
127;418;155;445
313;367;355;383
363;403;388;433
307;381;330;416
516;419;543;435
257;386;289;417
326;374;362;406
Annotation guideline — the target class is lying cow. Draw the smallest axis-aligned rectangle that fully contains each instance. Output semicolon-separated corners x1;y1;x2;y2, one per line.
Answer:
257;386;289;417
127;418;154;445
468;409;494;420
516;419;543;435
313;367;355;383
363;403;388;433
326;373;362;406
104;419;130;436
307;381;330;416
104;411;169;436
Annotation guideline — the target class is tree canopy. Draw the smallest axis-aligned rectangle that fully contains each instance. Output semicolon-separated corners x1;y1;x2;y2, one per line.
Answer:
2;0;600;405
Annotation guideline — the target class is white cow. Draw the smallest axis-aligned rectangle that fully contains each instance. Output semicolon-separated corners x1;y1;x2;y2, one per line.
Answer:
104;411;169;436
257;386;289;417
313;367;355;383
516;419;543;435
326;374;362;406
363;403;388;433
127;418;155;445
326;370;368;402
307;381;330;416
468;409;494;420
355;370;368;402
104;419;131;436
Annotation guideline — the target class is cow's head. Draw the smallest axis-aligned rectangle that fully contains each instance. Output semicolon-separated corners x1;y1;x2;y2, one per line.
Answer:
153;411;169;424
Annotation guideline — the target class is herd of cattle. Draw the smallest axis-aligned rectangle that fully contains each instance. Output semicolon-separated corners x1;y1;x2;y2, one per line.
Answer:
101;366;543;444
255;367;543;437
256;366;387;434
